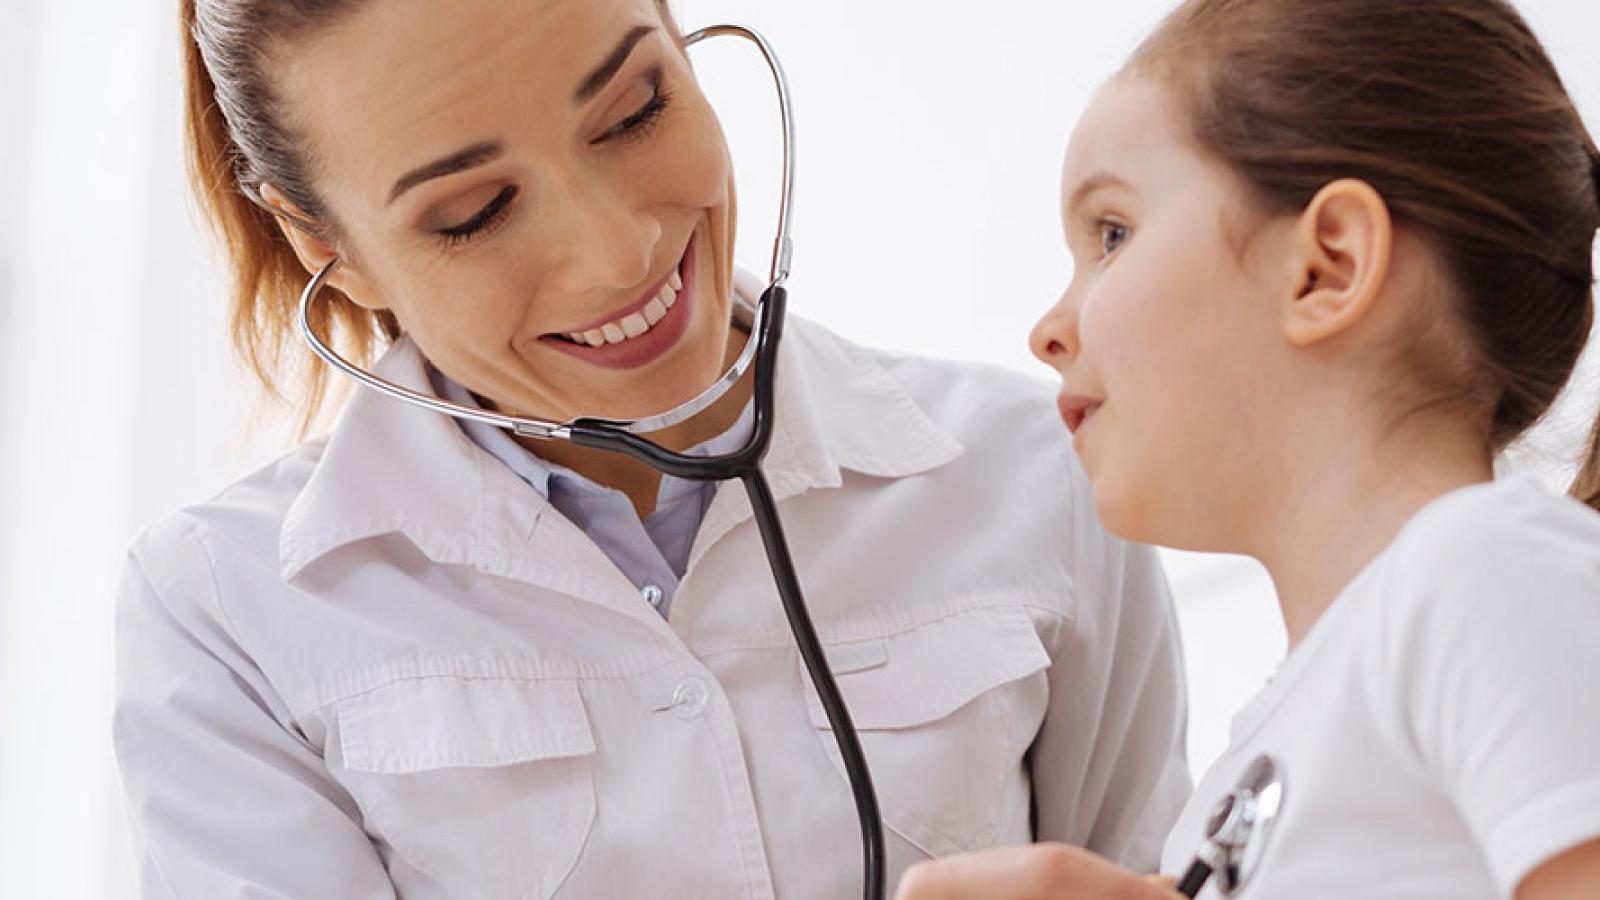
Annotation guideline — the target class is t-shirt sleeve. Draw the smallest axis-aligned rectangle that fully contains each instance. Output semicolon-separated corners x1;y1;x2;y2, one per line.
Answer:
1395;509;1600;896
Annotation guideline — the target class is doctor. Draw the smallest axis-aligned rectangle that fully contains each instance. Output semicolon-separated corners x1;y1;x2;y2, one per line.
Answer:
113;1;1190;897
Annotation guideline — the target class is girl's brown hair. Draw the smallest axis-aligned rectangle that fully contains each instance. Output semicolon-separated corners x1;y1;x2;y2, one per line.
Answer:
1129;0;1600;510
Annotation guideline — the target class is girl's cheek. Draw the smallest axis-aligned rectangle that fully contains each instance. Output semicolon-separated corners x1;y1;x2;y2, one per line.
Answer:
1077;284;1124;365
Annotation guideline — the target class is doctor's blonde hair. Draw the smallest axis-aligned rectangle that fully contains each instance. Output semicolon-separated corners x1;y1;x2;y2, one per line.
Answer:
180;0;681;436
1129;0;1600;511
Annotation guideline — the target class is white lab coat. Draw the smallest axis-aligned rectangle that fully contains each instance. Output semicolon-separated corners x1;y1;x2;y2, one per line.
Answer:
113;314;1191;899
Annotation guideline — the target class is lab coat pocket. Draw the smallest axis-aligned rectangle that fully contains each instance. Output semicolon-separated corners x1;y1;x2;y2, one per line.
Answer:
803;606;1052;857
336;677;597;900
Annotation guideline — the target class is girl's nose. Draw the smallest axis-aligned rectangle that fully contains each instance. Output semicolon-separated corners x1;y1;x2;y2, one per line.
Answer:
1029;290;1080;371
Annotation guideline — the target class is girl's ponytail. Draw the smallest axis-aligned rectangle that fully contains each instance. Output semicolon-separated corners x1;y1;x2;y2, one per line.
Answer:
1572;152;1600;513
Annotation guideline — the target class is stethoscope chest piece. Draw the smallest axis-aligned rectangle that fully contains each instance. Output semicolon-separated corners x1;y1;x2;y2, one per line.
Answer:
1178;754;1286;897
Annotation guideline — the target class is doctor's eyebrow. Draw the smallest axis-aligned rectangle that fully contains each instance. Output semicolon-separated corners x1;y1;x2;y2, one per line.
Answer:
573;25;657;104
385;25;657;205
389;142;505;205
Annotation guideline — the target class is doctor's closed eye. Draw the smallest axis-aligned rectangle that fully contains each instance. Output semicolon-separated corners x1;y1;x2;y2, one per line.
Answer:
433;67;675;248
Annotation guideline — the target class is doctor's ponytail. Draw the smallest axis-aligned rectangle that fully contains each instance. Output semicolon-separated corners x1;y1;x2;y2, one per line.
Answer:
1130;0;1600;513
180;0;396;435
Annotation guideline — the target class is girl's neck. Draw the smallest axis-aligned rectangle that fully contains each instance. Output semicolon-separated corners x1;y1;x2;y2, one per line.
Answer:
1251;422;1494;649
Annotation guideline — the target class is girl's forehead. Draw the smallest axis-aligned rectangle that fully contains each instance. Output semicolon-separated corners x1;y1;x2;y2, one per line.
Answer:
1062;78;1206;201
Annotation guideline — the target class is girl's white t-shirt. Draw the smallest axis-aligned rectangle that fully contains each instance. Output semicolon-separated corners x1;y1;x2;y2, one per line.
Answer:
1161;477;1600;898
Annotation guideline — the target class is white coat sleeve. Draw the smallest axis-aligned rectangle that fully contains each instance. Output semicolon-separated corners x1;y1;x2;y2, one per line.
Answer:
112;521;398;899
1029;458;1192;872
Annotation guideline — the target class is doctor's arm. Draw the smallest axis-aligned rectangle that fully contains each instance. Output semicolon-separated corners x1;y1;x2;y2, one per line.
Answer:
1028;459;1192;872
113;535;398;899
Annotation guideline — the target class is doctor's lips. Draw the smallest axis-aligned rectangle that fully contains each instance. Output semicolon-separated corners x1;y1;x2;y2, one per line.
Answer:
1057;393;1103;434
539;237;696;370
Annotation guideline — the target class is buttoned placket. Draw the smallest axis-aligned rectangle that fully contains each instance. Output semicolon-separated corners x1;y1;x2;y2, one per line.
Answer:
470;468;780;899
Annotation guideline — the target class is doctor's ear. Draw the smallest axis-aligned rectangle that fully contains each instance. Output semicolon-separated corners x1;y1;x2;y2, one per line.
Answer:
256;183;386;311
1280;178;1393;347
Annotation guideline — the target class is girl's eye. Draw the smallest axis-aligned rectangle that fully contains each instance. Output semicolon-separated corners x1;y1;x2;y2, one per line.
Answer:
1098;220;1130;259
436;185;518;247
595;69;672;145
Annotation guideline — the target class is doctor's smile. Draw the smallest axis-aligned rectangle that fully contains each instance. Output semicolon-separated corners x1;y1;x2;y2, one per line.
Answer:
539;232;698;371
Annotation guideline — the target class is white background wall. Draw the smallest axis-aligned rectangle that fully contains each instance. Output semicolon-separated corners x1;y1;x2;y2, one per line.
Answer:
0;2;1595;897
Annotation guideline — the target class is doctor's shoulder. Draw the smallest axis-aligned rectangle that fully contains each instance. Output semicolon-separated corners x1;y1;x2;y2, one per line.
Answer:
116;437;327;647
793;316;1081;497
789;317;1151;614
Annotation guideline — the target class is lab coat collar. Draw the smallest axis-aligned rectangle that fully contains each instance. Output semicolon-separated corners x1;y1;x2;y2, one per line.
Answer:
279;310;965;583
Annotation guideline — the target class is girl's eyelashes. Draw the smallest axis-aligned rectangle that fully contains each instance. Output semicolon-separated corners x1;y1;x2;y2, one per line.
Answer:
436;185;518;247
1093;217;1131;260
595;68;672;146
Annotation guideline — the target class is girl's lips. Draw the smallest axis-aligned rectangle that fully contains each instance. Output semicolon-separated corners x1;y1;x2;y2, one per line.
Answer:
538;236;697;372
1057;393;1103;434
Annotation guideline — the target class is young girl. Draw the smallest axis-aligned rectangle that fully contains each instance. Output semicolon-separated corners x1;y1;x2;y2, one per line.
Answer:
898;0;1600;897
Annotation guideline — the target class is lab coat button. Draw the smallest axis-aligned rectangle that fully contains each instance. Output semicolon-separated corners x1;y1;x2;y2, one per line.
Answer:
642;585;666;608
672;677;711;720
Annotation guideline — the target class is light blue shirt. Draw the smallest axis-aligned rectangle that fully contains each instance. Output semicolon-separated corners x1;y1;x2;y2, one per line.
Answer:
429;367;754;619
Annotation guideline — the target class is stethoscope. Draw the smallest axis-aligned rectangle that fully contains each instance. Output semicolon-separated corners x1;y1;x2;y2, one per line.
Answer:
292;24;889;900
1175;754;1287;897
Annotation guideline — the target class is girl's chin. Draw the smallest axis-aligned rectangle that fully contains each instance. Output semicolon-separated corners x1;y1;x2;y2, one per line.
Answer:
1088;475;1162;546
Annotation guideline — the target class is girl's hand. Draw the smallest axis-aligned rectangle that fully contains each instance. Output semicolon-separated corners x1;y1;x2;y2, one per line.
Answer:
895;844;1183;900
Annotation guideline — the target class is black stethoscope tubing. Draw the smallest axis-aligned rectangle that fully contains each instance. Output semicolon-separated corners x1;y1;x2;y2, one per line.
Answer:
569;284;887;900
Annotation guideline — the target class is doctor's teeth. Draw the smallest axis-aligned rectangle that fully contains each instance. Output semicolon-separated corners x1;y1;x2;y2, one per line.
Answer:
566;277;685;347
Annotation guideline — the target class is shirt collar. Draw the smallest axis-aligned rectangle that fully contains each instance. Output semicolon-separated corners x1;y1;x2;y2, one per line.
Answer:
428;363;756;509
279;277;965;582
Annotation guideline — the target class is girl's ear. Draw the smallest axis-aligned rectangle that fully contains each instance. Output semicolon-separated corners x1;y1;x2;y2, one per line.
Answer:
1281;178;1393;347
258;183;387;311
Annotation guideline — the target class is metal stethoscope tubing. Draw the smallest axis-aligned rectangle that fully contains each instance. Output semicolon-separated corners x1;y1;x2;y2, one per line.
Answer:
294;23;887;900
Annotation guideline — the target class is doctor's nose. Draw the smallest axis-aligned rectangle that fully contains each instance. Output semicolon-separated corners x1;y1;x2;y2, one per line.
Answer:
1029;290;1081;373
543;179;661;294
